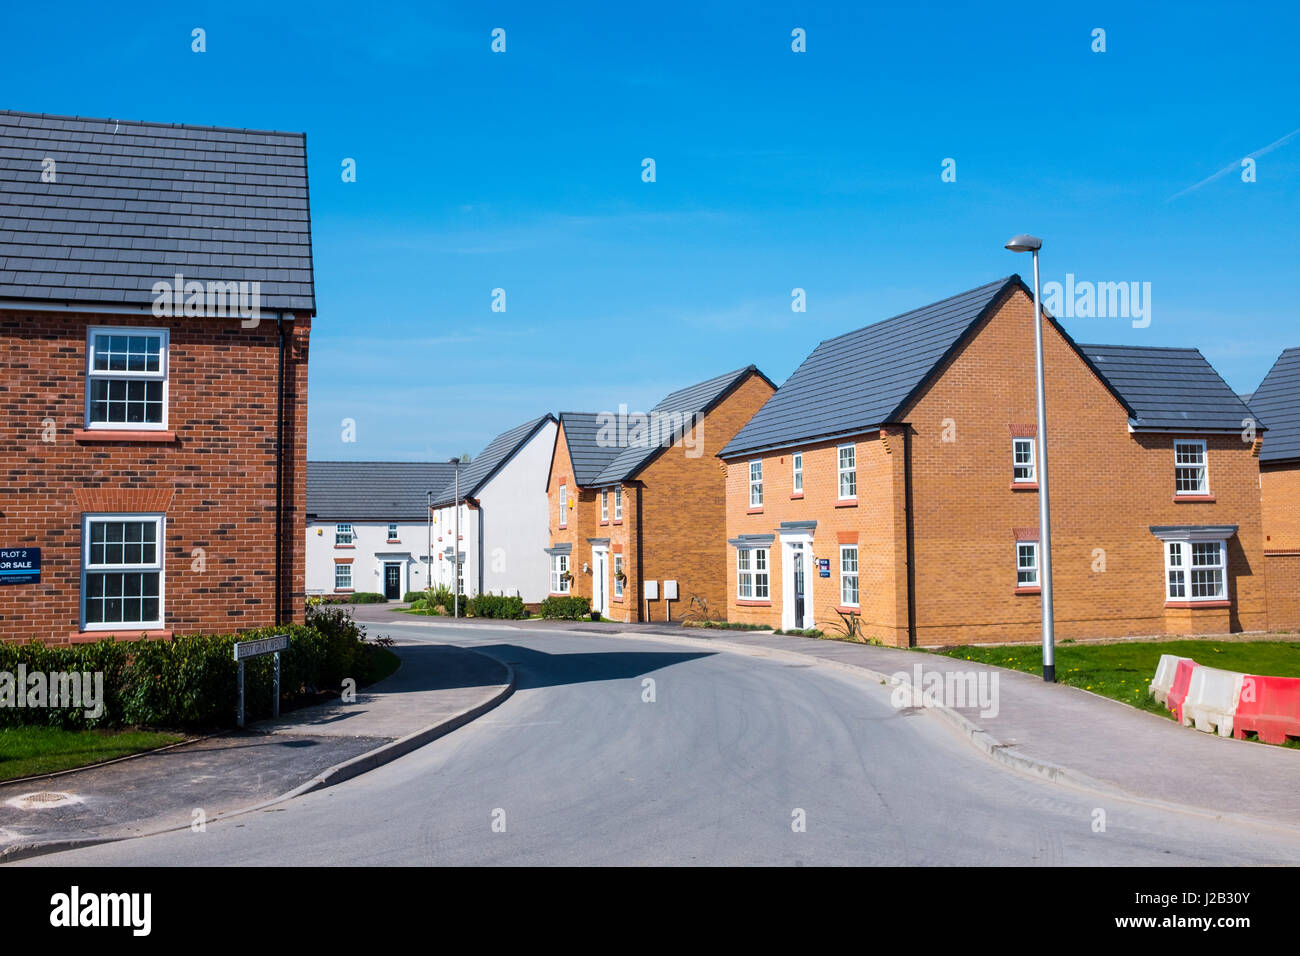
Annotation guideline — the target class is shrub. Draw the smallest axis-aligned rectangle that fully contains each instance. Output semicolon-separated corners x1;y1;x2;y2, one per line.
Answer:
540;596;591;620
426;585;456;611
402;591;425;603
346;592;387;604
466;593;526;619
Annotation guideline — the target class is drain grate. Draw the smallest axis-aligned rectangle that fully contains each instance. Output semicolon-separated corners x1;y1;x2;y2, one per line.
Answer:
6;791;82;810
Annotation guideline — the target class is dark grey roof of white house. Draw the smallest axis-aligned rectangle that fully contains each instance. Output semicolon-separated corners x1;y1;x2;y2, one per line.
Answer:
1078;345;1258;433
0;110;314;313
557;412;626;486
307;462;458;520
720;277;1033;457
1250;347;1300;462
591;366;774;487
431;414;556;507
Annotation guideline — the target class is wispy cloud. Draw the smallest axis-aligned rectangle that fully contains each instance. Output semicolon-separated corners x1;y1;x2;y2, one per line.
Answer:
1167;127;1300;201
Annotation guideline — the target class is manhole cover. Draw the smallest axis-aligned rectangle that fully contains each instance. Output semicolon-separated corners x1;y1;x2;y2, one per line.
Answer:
6;791;82;810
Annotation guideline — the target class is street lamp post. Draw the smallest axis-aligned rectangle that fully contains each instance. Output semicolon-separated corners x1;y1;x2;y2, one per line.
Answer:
449;457;461;618
426;490;432;602
1005;234;1055;683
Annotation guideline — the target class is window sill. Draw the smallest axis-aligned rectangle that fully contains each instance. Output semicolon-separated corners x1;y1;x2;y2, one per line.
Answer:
549;592;571;598
70;628;171;643
736;599;772;607
1014;586;1041;595
834;498;858;508
334;545;355;550
386;539;401;544
613;596;624;603
1010;482;1039;491
613;520;623;526
599;520;609;526
789;493;805;500
1164;600;1230;609
334;588;355;593
1174;495;1216;503
835;605;860;614
746;508;764;515
74;429;176;443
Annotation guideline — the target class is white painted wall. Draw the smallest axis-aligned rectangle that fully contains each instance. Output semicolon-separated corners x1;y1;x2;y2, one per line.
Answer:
305;519;434;599
429;419;556;604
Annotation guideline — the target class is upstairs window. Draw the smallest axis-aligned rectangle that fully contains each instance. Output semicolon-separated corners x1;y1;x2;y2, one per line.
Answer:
614;487;623;521
1175;440;1208;495
792;452;803;494
1013;438;1036;483
387;523;399;541
86;328;168;429
838;444;857;499
558;484;567;528
601;491;609;522
749;461;763;507
335;523;353;546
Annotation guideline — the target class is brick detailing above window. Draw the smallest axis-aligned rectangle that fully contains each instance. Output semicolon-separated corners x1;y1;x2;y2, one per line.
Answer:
1012;526;1039;541
1007;423;1037;437
73;487;175;513
836;530;859;544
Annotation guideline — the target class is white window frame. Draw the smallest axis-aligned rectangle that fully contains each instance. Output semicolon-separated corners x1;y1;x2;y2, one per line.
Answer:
840;544;859;607
335;562;353;591
792;452;803;494
1013;437;1036;483
85;326;170;431
1165;539;1226;601
551;553;570;594
838;444;857;499
614;486;623;521
737;547;770;600
1174;440;1208;496
335;523;353;546
601;491;609;522
387;522;399;541
558;484;567;528
749;460;763;507
81;513;165;630
1016;541;1039;588
613;553;624;598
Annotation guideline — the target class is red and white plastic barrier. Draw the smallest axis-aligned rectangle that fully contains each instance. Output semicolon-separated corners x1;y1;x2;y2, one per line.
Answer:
1233;675;1300;745
1149;657;1300;744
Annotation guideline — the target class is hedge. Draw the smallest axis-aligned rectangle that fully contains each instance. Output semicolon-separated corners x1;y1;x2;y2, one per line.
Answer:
0;604;375;731
466;593;526;619
540;596;591;620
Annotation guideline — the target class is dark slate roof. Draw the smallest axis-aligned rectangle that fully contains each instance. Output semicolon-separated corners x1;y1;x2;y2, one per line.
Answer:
431;414;556;507
0;110;314;313
557;412;626;486
307;462;457;520
1078;345;1258;432
720;277;1022;457
1250;347;1300;462
591;366;773;486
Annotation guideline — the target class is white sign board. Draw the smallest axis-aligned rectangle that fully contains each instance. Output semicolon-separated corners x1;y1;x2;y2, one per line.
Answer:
234;633;289;661
664;579;678;600
644;580;659;600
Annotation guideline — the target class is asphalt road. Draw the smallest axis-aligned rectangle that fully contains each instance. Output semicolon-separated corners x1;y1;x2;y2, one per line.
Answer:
19;620;1300;866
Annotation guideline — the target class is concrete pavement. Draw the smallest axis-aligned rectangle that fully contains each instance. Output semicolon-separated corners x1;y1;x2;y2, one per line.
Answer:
0;640;511;861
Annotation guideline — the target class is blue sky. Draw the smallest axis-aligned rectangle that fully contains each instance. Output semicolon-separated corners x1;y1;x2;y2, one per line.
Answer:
7;1;1298;460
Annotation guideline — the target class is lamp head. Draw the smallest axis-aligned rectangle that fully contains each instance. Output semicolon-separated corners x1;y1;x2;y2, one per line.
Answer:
1004;234;1042;253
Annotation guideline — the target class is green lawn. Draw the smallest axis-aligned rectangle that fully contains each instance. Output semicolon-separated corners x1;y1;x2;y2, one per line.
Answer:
930;639;1300;722
0;726;185;782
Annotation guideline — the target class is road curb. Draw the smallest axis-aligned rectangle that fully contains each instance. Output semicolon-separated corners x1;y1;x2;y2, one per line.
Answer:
615;630;1300;836
0;648;515;864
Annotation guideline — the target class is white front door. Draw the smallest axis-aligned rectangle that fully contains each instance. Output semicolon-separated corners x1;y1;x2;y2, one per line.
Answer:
780;532;815;630
592;548;609;617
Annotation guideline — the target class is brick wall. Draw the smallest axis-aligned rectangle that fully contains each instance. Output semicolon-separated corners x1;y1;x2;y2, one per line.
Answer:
1259;462;1300;630
0;308;309;644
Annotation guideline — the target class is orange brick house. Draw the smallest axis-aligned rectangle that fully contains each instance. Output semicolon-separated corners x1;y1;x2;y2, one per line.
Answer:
1246;348;1300;629
545;367;775;622
0;111;313;644
719;276;1266;647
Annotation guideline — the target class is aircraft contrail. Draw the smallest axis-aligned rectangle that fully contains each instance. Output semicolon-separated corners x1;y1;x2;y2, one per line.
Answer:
1167;126;1300;201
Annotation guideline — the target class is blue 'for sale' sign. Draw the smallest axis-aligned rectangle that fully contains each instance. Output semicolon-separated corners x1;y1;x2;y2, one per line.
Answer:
0;548;40;584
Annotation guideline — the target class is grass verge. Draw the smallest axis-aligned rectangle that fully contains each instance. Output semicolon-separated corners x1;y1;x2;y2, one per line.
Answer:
931;639;1300;727
0;727;185;783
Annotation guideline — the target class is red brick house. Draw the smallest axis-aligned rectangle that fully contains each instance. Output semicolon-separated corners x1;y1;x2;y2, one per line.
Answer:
546;367;775;622
0;110;313;644
720;276;1265;646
